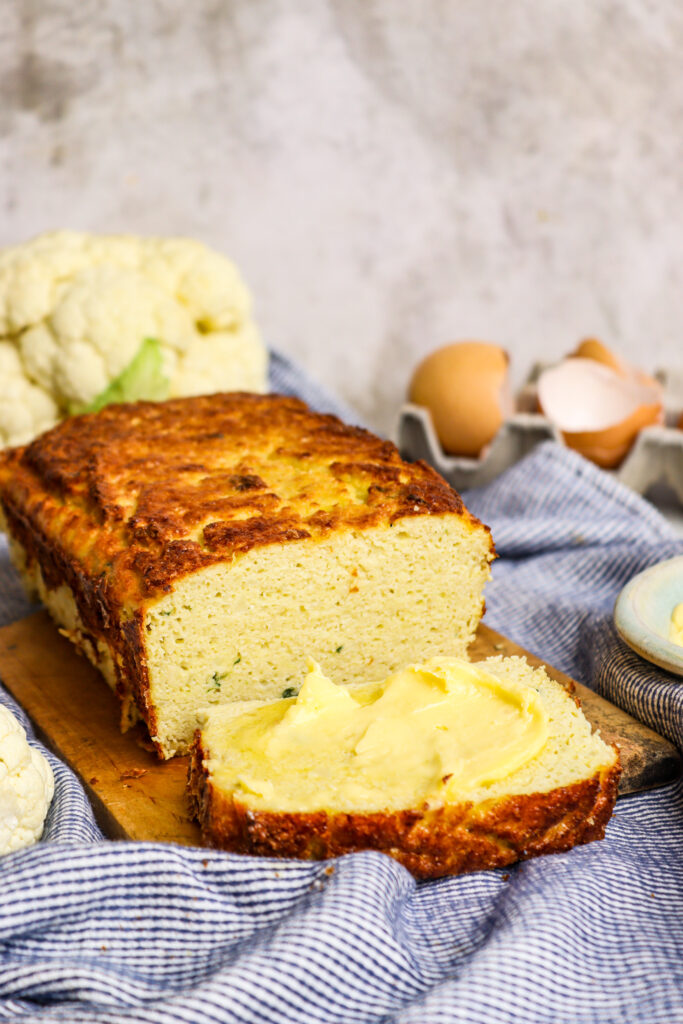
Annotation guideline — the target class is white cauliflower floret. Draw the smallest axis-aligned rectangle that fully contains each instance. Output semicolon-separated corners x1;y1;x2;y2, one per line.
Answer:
54;339;110;409
0;704;54;854
0;342;59;447
171;323;267;397
142;238;252;330
0;339;24;378
0;231;267;446
48;265;195;406
0;231;93;334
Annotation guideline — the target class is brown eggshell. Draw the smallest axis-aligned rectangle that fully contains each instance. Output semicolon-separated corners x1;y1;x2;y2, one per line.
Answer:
408;342;510;457
560;403;663;468
537;358;663;469
570;338;626;377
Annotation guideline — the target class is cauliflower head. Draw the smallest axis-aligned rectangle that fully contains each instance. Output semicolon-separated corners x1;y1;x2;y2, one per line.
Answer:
0;704;54;854
0;231;268;447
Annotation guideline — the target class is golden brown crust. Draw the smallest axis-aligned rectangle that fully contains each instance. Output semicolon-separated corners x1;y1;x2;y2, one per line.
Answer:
187;733;621;879
0;393;488;605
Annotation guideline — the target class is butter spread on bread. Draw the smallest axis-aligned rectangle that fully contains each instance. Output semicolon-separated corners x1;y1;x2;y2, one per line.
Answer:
188;655;620;878
0;392;494;758
200;657;549;812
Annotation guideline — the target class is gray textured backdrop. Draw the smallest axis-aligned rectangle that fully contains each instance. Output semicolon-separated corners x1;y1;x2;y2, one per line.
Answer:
1;1;682;433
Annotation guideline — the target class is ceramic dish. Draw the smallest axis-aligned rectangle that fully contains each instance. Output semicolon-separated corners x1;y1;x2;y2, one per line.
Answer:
613;555;683;676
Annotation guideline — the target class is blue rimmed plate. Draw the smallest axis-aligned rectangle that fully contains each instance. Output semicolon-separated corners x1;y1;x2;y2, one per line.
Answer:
614;555;683;676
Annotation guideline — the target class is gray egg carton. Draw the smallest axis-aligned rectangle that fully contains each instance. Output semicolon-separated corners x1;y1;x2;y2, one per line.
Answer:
396;367;683;502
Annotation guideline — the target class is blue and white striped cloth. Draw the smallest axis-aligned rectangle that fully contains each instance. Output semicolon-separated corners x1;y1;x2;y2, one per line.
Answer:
0;351;682;1024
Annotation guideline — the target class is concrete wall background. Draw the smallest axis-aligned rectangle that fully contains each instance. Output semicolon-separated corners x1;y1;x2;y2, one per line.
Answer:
1;1;682;434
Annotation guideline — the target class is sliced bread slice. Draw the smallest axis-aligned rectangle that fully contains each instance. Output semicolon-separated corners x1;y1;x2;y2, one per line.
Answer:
188;655;620;879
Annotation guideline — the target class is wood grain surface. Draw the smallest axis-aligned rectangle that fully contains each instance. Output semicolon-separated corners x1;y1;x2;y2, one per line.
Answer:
0;611;679;845
0;611;200;845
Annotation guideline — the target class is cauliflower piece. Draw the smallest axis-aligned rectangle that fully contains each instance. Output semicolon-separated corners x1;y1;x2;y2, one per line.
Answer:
18;323;61;392
171;323;267;397
141;237;252;330
0;342;59;447
49;265;195;405
0;231;267;447
0;231;93;334
0;704;54;854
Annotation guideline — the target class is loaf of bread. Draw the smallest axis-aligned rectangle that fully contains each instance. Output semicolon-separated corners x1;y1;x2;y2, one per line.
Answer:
0;393;494;758
188;655;620;878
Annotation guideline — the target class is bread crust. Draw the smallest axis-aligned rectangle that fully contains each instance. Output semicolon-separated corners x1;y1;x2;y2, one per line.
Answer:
0;394;488;608
0;392;486;596
187;732;621;879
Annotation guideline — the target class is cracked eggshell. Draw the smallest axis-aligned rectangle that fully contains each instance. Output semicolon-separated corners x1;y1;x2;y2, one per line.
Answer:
571;337;661;393
537;357;663;468
570;338;627;376
408;341;511;457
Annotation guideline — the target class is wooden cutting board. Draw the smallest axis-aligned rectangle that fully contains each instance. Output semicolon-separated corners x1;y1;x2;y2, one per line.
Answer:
0;610;679;846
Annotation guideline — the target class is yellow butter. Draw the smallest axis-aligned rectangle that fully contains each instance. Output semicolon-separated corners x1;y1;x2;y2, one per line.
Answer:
670;603;683;647
205;656;549;813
